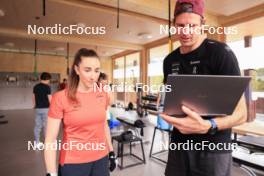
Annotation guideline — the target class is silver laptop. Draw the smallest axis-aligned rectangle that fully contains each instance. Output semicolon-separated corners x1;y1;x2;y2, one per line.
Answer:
163;75;251;117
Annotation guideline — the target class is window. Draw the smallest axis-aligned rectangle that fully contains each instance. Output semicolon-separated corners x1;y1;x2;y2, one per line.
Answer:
125;52;140;105
112;52;140;106
173;41;180;50
113;57;125;105
228;36;264;98
148;44;169;93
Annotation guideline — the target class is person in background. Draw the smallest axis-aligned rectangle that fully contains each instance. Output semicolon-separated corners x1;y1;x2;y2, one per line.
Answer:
98;72;114;122
98;73;108;86
32;72;52;149
98;72;113;108
58;78;67;90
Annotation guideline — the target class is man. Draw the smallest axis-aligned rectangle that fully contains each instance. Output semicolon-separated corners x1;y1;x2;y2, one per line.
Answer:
98;72;108;86
160;0;247;176
58;78;67;90
32;72;52;148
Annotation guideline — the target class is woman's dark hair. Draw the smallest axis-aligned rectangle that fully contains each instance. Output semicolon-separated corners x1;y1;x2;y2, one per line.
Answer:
40;72;51;80
68;48;99;102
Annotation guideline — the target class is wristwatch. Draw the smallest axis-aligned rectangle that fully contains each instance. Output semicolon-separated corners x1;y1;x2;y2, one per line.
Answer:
207;119;218;135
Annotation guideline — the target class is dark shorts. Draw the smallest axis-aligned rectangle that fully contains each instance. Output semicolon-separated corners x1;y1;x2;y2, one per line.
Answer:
59;155;109;176
165;150;232;176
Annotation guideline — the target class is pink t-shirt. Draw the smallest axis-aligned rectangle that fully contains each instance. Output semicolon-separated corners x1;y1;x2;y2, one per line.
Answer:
48;89;109;165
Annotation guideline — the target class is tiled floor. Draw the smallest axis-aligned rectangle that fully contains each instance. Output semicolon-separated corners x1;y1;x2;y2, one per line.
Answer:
0;109;263;176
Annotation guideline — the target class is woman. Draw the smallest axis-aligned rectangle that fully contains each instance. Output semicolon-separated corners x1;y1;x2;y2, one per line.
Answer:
44;48;116;176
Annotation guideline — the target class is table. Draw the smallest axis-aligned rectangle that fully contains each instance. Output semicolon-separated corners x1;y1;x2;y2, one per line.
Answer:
232;121;264;138
149;127;171;164
232;121;264;172
110;107;146;136
112;135;146;169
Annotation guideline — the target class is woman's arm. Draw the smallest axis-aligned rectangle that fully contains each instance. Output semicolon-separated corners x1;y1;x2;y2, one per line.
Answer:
104;117;113;152
44;117;62;174
105;92;113;151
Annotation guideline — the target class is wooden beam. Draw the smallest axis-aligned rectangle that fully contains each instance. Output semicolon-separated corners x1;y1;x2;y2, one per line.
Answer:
140;48;148;89
50;0;168;24
51;0;220;27
219;3;264;27
225;16;264;42
0;27;143;50
144;34;178;49
108;31;224;62
111;57;114;83
204;11;221;27
111;50;140;59
111;34;179;62
205;29;226;43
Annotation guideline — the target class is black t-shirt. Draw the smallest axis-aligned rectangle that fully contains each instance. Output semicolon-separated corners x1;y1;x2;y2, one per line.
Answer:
163;39;241;152
33;83;51;108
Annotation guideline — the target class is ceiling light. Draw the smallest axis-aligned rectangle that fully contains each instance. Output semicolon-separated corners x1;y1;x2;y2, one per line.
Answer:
4;42;14;47
137;33;153;39
0;9;5;17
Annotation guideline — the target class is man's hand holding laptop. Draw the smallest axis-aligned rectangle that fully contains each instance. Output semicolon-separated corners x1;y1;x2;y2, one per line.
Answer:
160;106;211;134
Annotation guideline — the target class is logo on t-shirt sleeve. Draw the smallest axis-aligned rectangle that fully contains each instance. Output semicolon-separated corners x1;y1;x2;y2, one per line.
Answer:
190;60;200;74
172;62;180;74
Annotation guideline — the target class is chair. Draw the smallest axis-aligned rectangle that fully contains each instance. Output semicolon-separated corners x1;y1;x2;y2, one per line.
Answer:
112;135;146;169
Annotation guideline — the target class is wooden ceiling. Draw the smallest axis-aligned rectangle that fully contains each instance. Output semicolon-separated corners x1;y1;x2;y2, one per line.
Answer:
0;0;263;56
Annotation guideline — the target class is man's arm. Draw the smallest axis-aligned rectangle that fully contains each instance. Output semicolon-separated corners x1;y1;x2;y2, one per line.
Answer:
44;118;62;174
210;44;247;130
160;95;247;134
214;95;247;130
47;86;52;103
48;95;52;103
32;94;35;108
105;118;113;152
